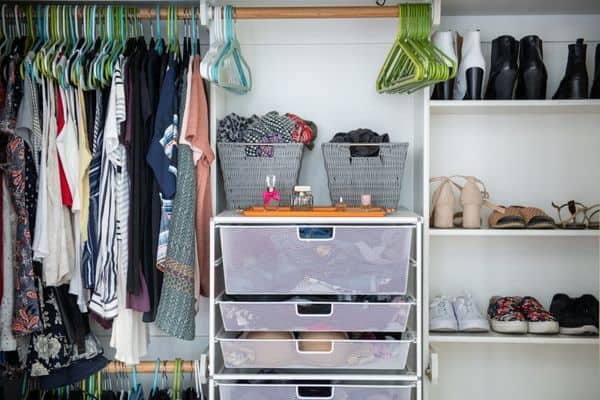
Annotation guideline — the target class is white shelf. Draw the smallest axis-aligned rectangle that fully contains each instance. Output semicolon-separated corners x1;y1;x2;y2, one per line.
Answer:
429;332;599;345
429;229;600;237
430;100;600;115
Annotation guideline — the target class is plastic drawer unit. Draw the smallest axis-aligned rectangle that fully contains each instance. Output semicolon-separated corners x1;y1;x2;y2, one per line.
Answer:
218;296;414;332
218;332;414;370
220;225;412;295
218;383;415;400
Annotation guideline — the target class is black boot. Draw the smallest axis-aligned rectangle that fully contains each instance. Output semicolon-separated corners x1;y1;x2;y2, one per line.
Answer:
485;35;519;100
431;80;455;100
590;44;600;99
515;35;547;100
553;38;589;99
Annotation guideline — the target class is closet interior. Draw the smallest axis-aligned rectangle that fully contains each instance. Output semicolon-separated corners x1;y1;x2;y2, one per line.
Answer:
0;1;598;400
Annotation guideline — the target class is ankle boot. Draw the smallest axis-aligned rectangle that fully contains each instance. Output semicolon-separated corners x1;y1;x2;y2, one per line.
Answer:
515;35;547;100
590;44;600;98
554;39;589;99
454;31;486;100
431;31;458;100
485;35;519;100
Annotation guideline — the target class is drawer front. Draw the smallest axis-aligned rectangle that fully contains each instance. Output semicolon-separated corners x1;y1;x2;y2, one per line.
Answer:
219;336;412;370
219;300;412;332
221;226;412;295
219;384;414;400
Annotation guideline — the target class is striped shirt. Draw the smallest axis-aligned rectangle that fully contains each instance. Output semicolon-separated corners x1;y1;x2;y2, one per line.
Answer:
81;88;106;289
88;62;127;319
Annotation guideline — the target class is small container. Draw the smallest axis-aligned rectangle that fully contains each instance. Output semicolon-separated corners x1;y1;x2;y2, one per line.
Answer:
335;197;347;211
361;194;372;209
263;175;280;210
291;185;314;210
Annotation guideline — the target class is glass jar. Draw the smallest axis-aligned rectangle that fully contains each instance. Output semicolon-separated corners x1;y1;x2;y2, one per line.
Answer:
291;185;314;210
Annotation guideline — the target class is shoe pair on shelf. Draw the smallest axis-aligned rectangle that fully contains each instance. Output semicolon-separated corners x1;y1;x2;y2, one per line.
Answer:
430;30;485;100
486;35;548;100
430;176;504;229
489;205;555;229
550;293;599;335
430;296;489;332
487;296;558;334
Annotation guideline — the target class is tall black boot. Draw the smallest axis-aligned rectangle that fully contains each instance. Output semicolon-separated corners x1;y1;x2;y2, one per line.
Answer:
485;35;519;100
553;38;589;99
590;44;600;99
515;35;547;100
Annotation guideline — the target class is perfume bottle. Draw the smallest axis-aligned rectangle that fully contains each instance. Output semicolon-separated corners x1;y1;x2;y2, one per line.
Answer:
263;175;280;210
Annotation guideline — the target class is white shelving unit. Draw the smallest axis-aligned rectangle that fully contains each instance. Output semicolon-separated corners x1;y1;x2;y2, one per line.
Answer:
424;2;600;400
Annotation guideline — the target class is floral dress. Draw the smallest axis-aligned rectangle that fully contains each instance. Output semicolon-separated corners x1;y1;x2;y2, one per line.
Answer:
26;284;72;377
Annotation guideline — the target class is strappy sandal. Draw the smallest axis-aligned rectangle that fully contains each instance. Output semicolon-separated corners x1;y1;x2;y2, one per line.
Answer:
489;206;526;229
512;206;556;229
552;201;587;229
585;204;600;230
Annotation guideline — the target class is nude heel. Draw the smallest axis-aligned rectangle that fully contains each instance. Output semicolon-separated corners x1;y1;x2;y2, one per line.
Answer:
430;177;458;228
460;177;484;229
454;176;504;229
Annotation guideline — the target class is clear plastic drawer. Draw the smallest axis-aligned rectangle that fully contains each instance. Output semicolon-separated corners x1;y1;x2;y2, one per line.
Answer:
218;332;414;370
220;226;412;295
218;383;415;400
218;296;413;332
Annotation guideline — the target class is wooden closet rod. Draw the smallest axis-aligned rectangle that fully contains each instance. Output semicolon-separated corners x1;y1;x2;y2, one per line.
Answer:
11;5;400;20
104;360;195;373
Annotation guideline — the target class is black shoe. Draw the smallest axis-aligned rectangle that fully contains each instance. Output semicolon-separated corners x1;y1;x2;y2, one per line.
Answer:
590;44;600;98
553;38;589;99
550;293;599;335
515;35;548;100
485;35;519;100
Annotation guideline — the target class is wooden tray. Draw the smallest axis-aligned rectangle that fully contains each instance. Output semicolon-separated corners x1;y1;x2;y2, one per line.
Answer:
242;206;388;217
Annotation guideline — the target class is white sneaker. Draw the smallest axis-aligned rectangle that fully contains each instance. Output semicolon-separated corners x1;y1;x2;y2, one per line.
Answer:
429;296;458;332
453;296;490;332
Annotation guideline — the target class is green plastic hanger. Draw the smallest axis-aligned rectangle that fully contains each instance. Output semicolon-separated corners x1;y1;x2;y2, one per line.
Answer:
377;3;456;94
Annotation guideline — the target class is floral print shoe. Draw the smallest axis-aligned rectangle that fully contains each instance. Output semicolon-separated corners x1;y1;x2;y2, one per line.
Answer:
487;296;528;334
520;296;559;334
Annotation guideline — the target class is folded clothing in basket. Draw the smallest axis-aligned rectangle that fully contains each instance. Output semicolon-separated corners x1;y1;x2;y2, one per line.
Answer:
217;112;317;156
331;128;389;157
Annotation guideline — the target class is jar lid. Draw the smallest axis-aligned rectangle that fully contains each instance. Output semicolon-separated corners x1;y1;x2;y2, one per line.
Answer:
294;185;311;192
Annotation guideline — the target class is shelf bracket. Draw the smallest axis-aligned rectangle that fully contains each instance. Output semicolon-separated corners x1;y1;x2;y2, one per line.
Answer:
425;344;439;384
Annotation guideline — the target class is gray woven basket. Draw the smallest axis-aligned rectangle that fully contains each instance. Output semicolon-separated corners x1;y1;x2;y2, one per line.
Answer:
322;142;409;208
218;143;304;209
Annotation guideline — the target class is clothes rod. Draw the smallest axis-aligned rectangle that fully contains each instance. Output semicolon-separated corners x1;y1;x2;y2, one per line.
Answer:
10;5;400;21
232;6;399;19
104;360;195;373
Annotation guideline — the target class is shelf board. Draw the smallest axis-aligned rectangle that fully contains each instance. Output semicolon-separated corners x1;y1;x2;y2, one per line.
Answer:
429;332;599;345
430;100;600;115
429;229;600;237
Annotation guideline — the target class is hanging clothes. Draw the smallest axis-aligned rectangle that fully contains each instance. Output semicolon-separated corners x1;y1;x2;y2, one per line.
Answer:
155;57;196;340
0;175;16;351
88;61;127;319
147;54;180;272
186;56;214;299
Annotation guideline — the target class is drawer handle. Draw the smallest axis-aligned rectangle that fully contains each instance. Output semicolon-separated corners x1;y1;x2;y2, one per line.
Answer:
297;227;335;241
295;341;335;354
296;304;333;317
296;386;334;399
